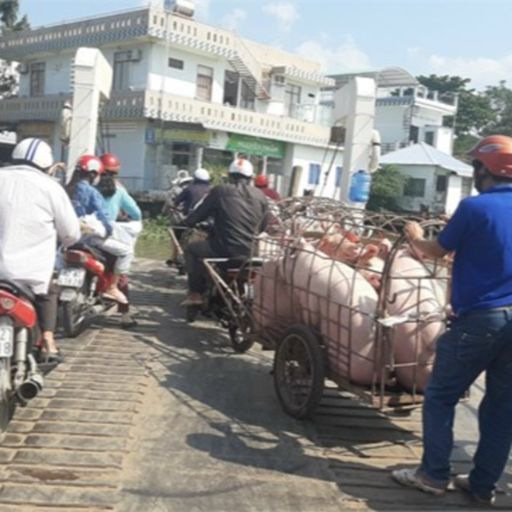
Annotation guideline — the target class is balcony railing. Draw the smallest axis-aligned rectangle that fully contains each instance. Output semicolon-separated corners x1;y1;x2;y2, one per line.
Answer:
144;91;331;147
0;91;145;122
0;90;332;146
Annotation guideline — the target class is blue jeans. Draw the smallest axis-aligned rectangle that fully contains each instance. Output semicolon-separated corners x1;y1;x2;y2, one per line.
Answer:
420;307;512;498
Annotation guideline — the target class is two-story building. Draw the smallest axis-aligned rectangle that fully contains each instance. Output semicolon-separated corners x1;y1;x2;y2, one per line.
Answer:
323;67;458;156
0;3;345;197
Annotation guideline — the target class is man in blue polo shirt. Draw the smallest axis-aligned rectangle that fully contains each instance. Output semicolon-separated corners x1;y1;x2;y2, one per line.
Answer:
392;135;512;506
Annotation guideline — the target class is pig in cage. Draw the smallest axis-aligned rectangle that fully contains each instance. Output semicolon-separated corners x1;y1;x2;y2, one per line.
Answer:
248;201;451;418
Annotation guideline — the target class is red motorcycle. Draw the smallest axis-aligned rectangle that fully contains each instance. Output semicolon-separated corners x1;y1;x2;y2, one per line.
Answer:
58;245;117;337
0;280;44;434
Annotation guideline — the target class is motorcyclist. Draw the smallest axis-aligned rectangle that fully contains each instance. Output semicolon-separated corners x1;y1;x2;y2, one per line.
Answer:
174;168;212;215
180;157;268;306
254;174;281;201
0;138;81;363
98;153;142;328
66;155;129;304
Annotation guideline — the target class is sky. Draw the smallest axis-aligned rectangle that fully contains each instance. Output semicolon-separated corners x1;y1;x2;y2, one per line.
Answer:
18;0;512;90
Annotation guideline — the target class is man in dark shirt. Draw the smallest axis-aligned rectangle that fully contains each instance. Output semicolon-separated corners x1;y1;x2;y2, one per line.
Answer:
254;174;281;201
180;158;268;306
392;135;512;507
174;168;211;215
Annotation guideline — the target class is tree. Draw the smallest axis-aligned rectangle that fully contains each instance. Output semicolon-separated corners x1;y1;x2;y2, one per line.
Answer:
0;0;29;99
366;165;408;212
417;74;496;159
0;1;29;33
482;81;512;137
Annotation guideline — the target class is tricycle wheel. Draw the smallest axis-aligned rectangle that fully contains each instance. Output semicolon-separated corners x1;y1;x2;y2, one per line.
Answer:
273;325;325;419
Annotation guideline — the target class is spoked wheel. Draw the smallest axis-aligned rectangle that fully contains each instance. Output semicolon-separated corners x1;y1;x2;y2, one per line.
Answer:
228;313;255;354
61;281;90;338
0;359;14;440
273;325;325;419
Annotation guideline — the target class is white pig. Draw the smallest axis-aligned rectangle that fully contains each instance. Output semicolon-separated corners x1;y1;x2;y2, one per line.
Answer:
281;241;379;385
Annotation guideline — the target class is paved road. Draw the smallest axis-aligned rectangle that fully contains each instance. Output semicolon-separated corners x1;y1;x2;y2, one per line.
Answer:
0;259;509;511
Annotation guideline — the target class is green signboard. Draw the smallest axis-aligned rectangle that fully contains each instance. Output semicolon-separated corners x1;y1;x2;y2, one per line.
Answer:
226;133;286;158
146;127;211;145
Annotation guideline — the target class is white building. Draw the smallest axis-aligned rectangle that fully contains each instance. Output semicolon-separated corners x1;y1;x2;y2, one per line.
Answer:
323;68;458;156
380;142;473;215
0;3;345;198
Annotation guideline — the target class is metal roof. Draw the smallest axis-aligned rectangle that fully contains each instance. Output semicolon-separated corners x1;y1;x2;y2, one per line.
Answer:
380;142;473;177
329;67;419;89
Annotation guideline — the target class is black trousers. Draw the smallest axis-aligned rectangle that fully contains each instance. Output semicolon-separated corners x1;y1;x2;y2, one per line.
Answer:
35;282;59;333
185;240;219;293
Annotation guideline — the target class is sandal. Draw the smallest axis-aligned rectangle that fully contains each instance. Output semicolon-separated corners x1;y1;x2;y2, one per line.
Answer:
38;349;64;365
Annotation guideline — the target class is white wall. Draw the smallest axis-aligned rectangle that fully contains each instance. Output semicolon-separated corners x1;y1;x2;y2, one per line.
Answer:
283;143;344;199
445;175;462;215
102;121;146;191
374;104;409;145
19;44;151;96
147;44;225;103
394;164;436;212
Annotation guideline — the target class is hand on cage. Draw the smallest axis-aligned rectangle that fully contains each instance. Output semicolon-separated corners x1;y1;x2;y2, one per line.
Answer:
404;221;424;242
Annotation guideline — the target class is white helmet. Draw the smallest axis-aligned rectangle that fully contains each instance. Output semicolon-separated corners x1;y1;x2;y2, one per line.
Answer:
229;157;253;178
12;138;54;171
193;168;210;182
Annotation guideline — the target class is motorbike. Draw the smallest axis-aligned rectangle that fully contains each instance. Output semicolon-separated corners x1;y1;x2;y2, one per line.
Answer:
58;245;116;338
186;256;263;353
0;280;44;434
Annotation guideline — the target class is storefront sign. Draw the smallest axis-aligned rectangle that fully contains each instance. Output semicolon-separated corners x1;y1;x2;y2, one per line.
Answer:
145;127;211;145
226;133;285;158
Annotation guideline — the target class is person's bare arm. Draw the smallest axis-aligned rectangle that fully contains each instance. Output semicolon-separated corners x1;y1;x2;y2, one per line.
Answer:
404;222;449;259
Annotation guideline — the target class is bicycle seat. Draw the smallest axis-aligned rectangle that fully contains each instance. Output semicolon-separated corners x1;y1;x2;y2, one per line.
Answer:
0;280;36;303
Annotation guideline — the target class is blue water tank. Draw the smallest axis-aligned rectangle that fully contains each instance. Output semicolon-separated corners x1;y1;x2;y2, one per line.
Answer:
349;170;372;203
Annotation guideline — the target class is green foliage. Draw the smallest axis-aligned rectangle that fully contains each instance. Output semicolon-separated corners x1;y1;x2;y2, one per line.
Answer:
202;162;227;185
0;1;29;33
482;82;512;137
138;215;169;241
366;165;407;212
0;0;29;98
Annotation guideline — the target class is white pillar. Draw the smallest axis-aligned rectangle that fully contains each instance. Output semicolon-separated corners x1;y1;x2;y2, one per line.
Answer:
333;77;376;205
65;48;112;183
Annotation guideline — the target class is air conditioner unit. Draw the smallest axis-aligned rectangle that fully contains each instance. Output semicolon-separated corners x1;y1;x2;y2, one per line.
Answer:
18;63;29;74
165;0;195;18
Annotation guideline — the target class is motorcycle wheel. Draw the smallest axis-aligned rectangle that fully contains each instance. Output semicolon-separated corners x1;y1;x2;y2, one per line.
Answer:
62;280;90;338
0;359;14;439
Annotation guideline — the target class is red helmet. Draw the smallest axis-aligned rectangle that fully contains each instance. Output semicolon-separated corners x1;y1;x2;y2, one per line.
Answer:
100;153;121;174
76;155;104;175
468;135;512;178
254;175;269;188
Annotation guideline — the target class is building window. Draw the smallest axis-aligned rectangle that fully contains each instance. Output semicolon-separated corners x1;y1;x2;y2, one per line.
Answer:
113;51;131;91
308;163;321;185
285;83;301;116
196;65;213;102
436;175;448;192
168;58;184;70
335;166;343;188
425;131;435;146
404;178;426;198
29;62;45;97
240;79;255;110
461;177;473;198
409;125;419;144
223;70;239;107
171;142;191;168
